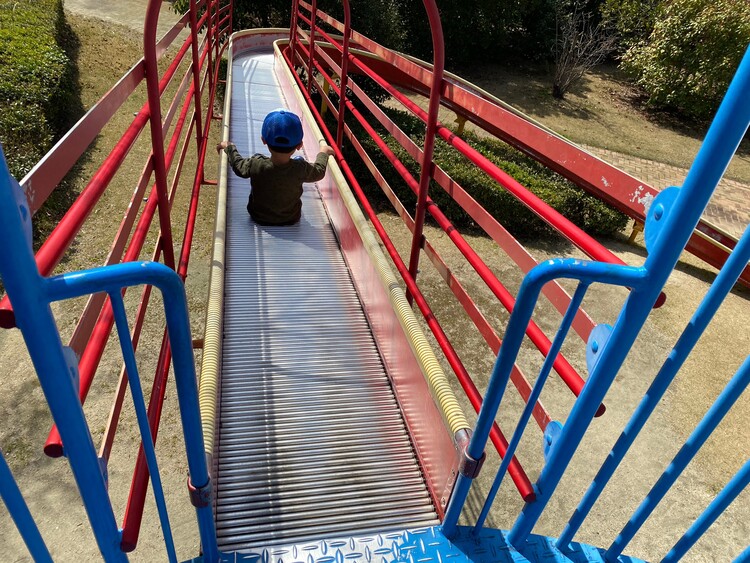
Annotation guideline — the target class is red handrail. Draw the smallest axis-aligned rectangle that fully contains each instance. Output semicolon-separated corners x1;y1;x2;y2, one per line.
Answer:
406;0;444;299
283;44;536;501
293;26;597;408
144;0;176;269
43;4;218;457
121;4;227;549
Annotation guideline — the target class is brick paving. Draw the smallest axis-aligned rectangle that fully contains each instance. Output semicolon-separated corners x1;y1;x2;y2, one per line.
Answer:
583;145;750;239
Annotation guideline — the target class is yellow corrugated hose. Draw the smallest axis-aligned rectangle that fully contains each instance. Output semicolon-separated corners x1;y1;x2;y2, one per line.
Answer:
198;36;233;459
276;41;469;436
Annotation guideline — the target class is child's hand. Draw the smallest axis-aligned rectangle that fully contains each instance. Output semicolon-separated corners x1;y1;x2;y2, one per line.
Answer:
216;141;233;153
320;144;335;156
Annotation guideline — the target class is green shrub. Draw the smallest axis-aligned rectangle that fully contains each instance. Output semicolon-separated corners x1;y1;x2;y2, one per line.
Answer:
0;0;74;179
345;107;628;240
622;0;750;121
601;0;662;53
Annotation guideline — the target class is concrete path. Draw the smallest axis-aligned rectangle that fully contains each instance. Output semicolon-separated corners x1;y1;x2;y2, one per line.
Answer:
64;0;181;39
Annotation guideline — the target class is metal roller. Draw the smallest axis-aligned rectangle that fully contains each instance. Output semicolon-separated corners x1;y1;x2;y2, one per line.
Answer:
214;50;437;553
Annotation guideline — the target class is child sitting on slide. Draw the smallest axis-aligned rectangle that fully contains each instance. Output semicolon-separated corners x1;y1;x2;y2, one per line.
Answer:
217;109;335;225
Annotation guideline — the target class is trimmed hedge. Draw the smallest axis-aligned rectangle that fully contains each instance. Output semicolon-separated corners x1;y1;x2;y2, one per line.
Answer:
0;0;75;179
345;107;628;240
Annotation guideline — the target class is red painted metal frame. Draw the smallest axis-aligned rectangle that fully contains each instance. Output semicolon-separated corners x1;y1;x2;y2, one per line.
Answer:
121;40;224;550
44;62;203;456
339;113;552;431
343;75;595;341
289;1;629;499
144;0;177;269
283;43;536;501
292;18;603;414
303;1;748;289
0;20;206;329
406;0;443;300
279;36;463;513
336;1;351;148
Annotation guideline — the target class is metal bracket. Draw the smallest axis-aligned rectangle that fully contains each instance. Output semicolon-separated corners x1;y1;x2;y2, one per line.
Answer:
542;421;563;462
644;186;680;254
454;429;486;479
586;323;613;375
188;476;213;508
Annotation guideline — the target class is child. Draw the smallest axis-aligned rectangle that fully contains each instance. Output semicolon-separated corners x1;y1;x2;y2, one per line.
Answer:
217;109;335;225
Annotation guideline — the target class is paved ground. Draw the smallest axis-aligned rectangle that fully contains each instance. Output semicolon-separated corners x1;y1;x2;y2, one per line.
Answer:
64;0;180;39
585;145;750;239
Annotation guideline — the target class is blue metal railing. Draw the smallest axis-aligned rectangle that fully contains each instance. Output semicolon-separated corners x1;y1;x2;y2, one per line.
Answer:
0;145;219;562
443;44;750;561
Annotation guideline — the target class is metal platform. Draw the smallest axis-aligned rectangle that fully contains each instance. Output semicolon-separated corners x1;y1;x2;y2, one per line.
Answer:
224;526;647;563
214;49;438;552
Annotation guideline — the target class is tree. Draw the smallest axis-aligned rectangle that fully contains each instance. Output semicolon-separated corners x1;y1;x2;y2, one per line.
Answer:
552;0;616;98
600;0;662;53
623;0;750;120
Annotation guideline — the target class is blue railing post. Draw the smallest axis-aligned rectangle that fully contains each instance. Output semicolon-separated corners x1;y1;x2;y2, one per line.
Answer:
0;146;126;560
508;45;750;548
0;451;53;562
45;262;221;562
558;223;750;549
606;356;750;560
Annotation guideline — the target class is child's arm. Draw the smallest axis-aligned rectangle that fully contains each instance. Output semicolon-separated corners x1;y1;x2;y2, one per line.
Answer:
216;141;260;178
301;141;335;182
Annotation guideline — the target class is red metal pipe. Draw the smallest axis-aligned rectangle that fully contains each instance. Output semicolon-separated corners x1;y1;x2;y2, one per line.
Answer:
121;28;222;549
343;76;596;342
214;1;221;75
144;0;176;269
307;0;317;95
302;22;630;275
299;43;590;404
44;81;198;457
205;0;215;99
0;36;192;329
283;48;535;501
295;35;596;346
189;0;205;149
341;117;553;429
335;0;351;149
407;0;444;299
354;53;628;268
290;0;300;62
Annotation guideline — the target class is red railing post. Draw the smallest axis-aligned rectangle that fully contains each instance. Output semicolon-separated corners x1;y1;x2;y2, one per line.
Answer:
290;0;300;63
336;0;351;148
214;0;221;73
407;0;444;299
228;0;233;41
144;0;176;269
189;0;204;153
307;0;317;94
206;0;216;99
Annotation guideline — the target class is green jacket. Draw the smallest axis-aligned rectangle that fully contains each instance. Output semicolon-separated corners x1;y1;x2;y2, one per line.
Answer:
225;145;329;225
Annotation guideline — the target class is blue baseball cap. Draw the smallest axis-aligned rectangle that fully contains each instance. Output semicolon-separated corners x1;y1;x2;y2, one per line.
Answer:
261;109;303;148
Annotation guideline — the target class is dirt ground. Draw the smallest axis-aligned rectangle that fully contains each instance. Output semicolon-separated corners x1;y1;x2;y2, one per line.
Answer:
0;4;749;563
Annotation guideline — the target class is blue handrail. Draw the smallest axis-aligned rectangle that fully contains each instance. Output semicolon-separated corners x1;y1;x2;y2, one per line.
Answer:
443;44;750;559
0;449;53;562
558;223;750;549
0;144;219;562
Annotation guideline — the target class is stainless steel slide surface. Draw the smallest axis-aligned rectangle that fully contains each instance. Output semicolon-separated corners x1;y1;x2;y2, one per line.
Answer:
215;49;438;552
